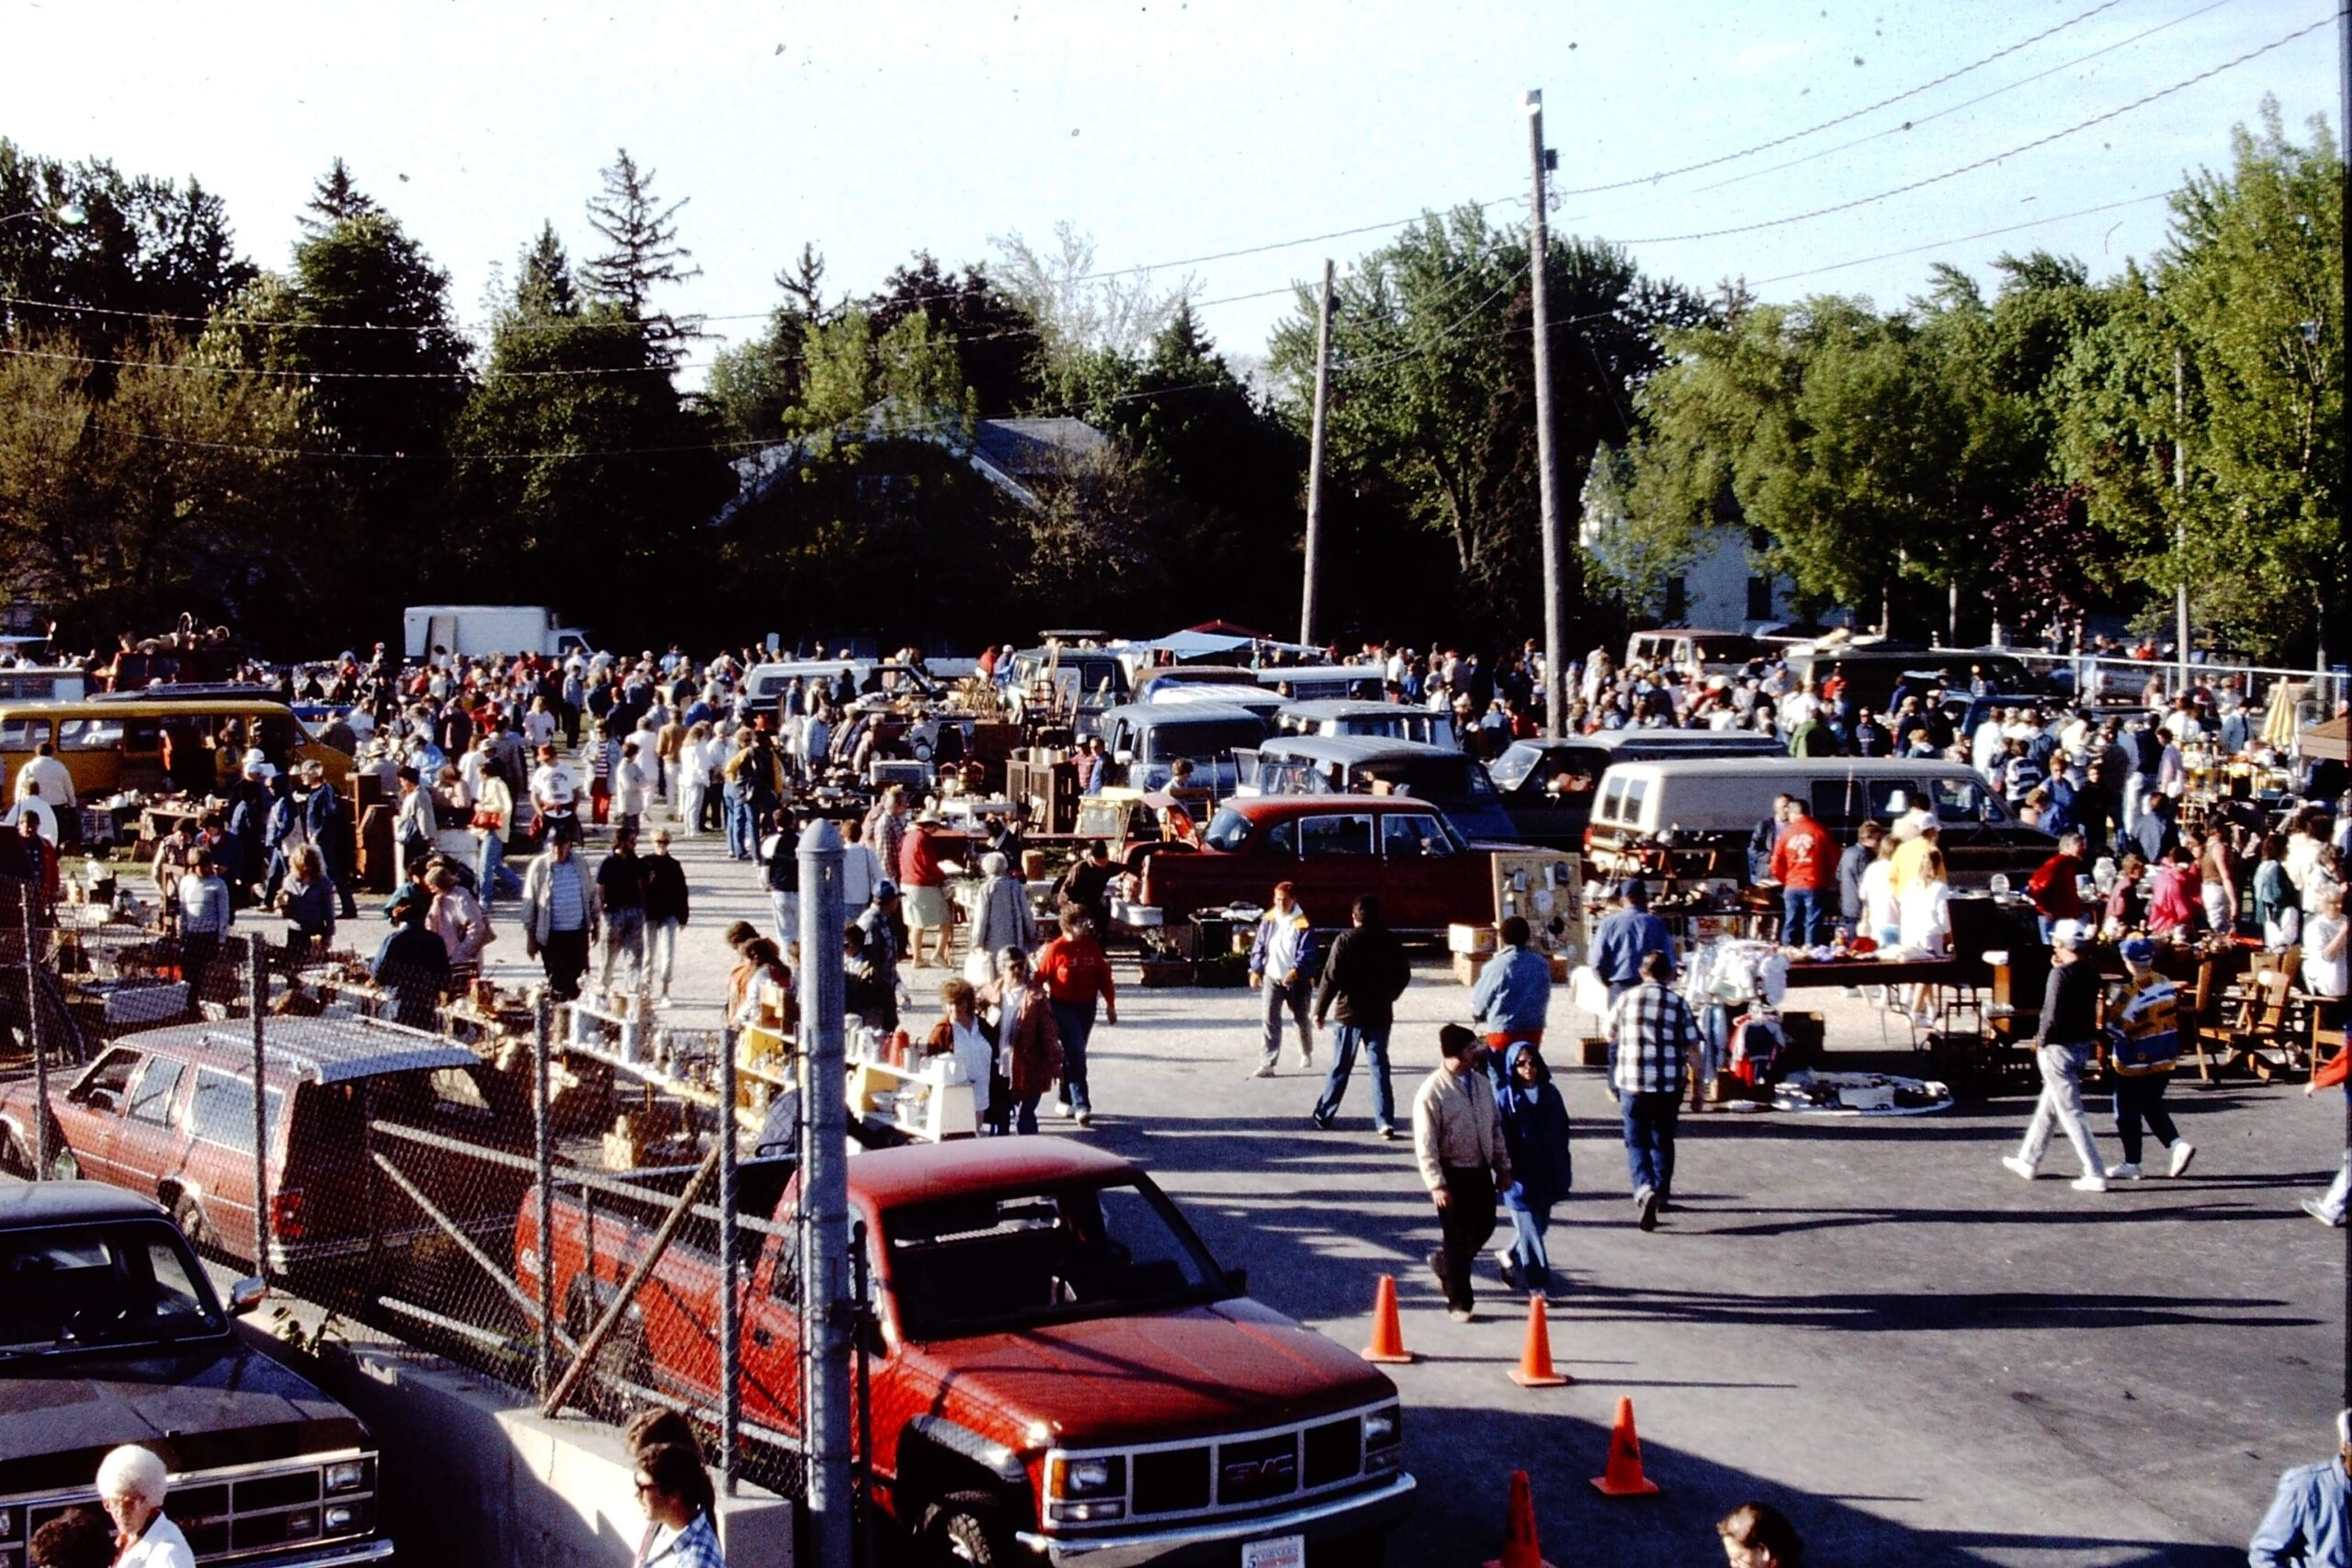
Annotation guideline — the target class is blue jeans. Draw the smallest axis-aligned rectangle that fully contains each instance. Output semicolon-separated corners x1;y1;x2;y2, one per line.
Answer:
1504;1202;1554;1293
1621;1091;1679;1199
1313;1022;1395;1130
2112;1074;2180;1165
1013;1095;1042;1135
725;791;755;860
1051;998;1095;1115
477;832;521;903
1781;887;1823;947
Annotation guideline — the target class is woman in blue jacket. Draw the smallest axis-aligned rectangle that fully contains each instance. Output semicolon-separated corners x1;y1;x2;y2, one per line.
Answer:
1494;1041;1573;1297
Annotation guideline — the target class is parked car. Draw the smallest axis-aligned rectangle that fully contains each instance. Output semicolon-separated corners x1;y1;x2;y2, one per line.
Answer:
1585;756;2056;889
514;1140;1412;1565
0;1017;532;1299
1095;702;1270;795
1128;795;1503;933
0;698;352;800
1624;629;1767;675
1485;729;1785;851
0;1180;392;1568
1240;734;1521;843
1272;700;1456;750
1254;665;1390;704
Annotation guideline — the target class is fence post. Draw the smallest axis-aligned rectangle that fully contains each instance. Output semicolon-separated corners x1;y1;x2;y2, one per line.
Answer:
718;1024;741;1498
534;992;557;1405
251;939;270;1281
24;886;49;1179
795;818;851;1568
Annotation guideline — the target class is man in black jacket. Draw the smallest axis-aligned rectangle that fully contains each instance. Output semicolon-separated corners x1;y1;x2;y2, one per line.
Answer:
1310;896;1412;1138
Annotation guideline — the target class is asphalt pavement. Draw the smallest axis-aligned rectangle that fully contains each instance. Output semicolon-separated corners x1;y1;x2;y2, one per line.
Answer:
474;816;2345;1567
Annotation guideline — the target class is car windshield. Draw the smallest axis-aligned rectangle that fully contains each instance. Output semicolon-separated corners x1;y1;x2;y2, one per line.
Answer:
0;1220;226;1356
1203;808;1253;851
885;1178;1228;1340
1487;743;1544;792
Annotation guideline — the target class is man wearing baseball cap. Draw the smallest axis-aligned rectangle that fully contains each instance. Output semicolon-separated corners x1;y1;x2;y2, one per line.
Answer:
2246;1407;2348;1565
2000;920;2110;1191
1589;877;1675;1003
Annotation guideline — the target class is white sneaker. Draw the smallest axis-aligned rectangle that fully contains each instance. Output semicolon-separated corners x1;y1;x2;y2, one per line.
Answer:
2000;1156;2037;1181
2167;1141;2197;1178
2108;1163;2142;1180
2071;1174;2109;1192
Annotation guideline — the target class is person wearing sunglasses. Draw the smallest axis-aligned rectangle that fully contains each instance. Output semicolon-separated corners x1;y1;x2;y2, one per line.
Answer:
632;1441;723;1568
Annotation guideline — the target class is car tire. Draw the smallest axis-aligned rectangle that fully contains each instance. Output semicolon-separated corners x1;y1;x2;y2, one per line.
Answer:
0;1127;31;1180
920;1491;1012;1567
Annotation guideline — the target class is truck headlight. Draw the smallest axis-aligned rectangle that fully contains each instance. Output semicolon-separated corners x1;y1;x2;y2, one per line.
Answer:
1048;1455;1125;1499
324;1506;358;1532
1363;1405;1402;1450
324;1461;368;1494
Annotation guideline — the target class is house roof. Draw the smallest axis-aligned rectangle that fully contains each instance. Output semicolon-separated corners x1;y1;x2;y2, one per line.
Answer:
713;406;1109;526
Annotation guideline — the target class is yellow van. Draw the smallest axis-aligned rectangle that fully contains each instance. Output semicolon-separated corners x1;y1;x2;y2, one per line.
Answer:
0;698;353;801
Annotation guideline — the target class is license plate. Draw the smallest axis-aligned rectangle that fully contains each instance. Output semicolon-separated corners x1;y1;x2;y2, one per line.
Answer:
1241;1536;1305;1568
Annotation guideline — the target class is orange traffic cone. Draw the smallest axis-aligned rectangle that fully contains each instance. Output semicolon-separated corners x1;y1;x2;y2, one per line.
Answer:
1360;1273;1414;1364
1507;1295;1570;1387
1481;1469;1557;1568
1590;1395;1662;1495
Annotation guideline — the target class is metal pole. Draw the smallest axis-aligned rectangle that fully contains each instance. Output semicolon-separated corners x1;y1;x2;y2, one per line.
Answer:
251;939;269;1280
2173;346;2190;697
795;818;851;1568
534;993;556;1404
718;1024;742;1498
1299;257;1336;648
24;886;49;1178
1526;88;1568;738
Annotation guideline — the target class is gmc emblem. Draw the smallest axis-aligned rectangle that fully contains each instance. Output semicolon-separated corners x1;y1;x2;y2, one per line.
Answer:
1221;1455;1296;1490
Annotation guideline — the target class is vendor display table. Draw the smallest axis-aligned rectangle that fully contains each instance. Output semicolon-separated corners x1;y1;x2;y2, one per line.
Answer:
1779;956;1981;989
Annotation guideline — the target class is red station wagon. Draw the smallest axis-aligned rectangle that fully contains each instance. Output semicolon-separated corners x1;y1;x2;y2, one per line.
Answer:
517;1140;1414;1564
0;1017;531;1296
1128;795;1505;934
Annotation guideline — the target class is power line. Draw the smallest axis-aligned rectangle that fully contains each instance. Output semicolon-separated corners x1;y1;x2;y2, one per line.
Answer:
1551;0;2128;198
1614;15;2332;245
1746;191;2171;287
1674;0;2245;201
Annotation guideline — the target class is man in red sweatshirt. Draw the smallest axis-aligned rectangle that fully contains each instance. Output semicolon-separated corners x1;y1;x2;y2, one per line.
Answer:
2026;830;2088;943
1767;794;1834;947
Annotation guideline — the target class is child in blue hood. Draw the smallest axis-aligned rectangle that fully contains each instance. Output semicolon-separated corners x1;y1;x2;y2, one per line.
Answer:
1495;1040;1573;1296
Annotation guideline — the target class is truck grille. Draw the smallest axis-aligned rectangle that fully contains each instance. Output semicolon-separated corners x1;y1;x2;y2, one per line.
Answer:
3;1453;375;1567
1130;1448;1211;1515
1057;1403;1382;1530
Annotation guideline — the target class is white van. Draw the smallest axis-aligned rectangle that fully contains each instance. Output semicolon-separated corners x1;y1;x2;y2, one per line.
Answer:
1587;756;2054;888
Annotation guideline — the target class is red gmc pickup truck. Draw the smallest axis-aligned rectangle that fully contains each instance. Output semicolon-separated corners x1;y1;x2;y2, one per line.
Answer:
516;1140;1412;1564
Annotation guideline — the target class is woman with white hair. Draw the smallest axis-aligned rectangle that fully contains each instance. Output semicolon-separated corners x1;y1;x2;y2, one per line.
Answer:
966;851;1035;987
96;1445;194;1568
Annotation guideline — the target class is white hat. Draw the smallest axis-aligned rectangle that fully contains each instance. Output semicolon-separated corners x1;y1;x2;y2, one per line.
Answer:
241;749;268;773
2050;919;2085;948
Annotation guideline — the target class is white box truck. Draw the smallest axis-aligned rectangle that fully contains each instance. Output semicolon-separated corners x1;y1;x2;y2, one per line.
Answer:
402;604;592;661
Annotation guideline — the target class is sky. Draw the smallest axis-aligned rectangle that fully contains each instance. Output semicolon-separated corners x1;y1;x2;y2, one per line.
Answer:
6;0;2341;390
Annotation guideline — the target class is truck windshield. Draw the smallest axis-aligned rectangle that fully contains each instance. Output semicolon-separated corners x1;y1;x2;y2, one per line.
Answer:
885;1178;1228;1340
0;1220;225;1356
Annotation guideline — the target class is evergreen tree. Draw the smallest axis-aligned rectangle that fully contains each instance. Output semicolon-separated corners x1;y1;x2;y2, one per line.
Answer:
583;149;699;367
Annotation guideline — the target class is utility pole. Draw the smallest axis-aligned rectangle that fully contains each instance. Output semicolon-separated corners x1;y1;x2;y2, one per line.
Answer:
2174;346;2189;697
1299;258;1336;649
796;819;852;1568
1525;89;1569;737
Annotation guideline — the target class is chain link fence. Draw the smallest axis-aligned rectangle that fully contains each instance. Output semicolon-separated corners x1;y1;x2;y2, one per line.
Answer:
3;864;819;1498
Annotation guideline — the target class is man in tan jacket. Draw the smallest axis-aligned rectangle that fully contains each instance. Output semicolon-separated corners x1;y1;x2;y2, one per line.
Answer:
1413;1023;1511;1322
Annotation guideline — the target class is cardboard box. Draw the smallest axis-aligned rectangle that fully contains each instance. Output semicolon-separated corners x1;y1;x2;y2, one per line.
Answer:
1448;923;1497;955
1452;953;1480;987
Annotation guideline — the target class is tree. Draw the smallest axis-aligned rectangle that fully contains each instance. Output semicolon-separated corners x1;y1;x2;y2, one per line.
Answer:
0;138;255;365
583;149;700;367
1269;206;1706;637
2156;101;2343;661
0;333;314;644
705;245;830;447
991;222;1193;381
865;252;1042;417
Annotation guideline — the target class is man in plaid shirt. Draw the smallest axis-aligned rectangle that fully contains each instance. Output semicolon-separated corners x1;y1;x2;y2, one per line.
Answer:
1608;950;1700;1232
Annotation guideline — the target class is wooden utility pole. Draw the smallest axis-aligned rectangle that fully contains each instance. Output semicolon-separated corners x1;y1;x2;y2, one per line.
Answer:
1526;90;1568;736
2174;346;2189;696
1299;258;1336;648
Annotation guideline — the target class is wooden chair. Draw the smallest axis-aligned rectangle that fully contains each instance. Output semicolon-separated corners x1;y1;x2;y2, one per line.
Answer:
2225;962;2302;1082
2185;957;2223;1083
